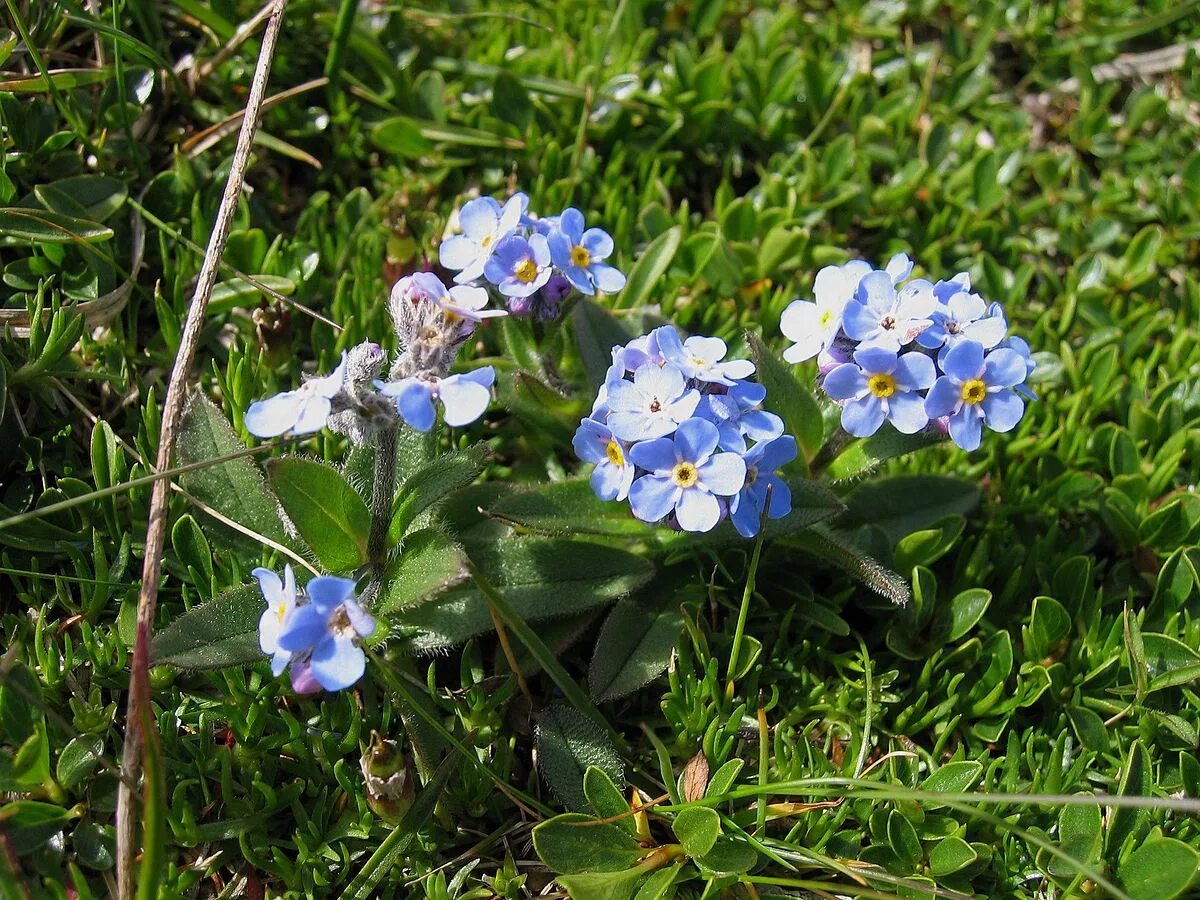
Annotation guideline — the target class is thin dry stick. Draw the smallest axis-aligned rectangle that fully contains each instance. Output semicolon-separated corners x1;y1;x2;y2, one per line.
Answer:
114;3;288;897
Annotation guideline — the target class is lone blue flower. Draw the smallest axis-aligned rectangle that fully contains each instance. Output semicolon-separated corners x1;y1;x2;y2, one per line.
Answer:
377;366;495;432
484;233;553;298
604;362;700;441
546;208;626;296
440;193;527;284
924;340;1027;451
822;346;936;437
253;564;298;676
244;353;348;438
628;418;747;532
277;576;376;693
572;418;636;501
729;435;797;538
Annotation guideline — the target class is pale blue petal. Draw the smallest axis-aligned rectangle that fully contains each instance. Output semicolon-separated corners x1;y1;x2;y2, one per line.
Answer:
564;264;594;294
740;409;784;442
963;315;1007;348
887;392;929;434
439;234;478;270
573;418;610;463
253;567;283;608
857;271;896;312
438;372;492;427
730;491;761;538
763;475;791;518
947;291;985;322
981;390;1024;432
307;575;357;612
629;437;678;473
393;380;436;432
591;264;626;293
885;253;913;283
581;228;614;260
244;392;303;437
310;636;366;691
720;359;756;380
270;650;290;676
292;394;332;435
822;364;867;401
841;301;881;342
559;207;585;243
277;606;326;652
547;229;574;269
924;377;962;418
756;434;798;472
893;352;936;390
635;362;685;399
982;348;1026;389
459;197;500;239
698;452;747;496
853;345;898;375
629;475;679;522
941;340;985;382
674;418;720;463
948;407;983;451
674;489;721;532
841;395;886;437
342;598;376;638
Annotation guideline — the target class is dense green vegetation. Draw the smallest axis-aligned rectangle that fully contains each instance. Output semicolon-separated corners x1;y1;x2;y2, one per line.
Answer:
2;1;1200;897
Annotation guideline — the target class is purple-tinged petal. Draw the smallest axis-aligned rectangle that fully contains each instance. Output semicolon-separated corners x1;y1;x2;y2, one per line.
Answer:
822;364;867;401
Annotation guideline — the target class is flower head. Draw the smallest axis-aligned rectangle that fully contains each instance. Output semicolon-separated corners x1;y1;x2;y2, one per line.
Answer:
822;346;937;437
440;193;527;283
484;233;553;298
277;576;376;693
253;565;298;676
698;380;784;452
244;353;348;438
781;260;874;363
547;208;626;296
916;287;1006;351
377;366;495;432
842;272;935;351
573;418;636;501
924;340;1027;451
729;435;797;538
657;328;755;386
604;362;701;441
628;418;747;532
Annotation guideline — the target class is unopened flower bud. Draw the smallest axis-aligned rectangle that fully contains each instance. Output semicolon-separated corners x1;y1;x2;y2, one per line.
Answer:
360;730;414;823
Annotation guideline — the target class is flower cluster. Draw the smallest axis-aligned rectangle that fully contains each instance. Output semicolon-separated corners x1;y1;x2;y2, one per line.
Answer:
438;193;626;319
253;565;375;693
781;255;1034;451
574;326;796;536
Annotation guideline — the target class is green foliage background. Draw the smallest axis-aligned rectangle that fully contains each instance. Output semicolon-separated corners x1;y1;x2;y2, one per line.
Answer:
2;0;1200;897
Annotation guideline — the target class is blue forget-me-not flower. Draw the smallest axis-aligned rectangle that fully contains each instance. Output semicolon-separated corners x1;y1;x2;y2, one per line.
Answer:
440;193;528;284
924;340;1027;451
484;233;553;298
823;346;937;437
377;366;496;432
546;208;627;296
276;575;376;693
244;353;348;438
730;434;797;538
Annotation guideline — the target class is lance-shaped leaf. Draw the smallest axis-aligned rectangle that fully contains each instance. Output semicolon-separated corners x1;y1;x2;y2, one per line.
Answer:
394;538;653;652
619;226;681;310
825;426;946;482
268;456;370;572
389;445;488;542
487;479;650;538
376;529;469;614
838;474;980;544
747;332;824;461
535;705;625;811
151;584;263;670
786;525;910;605
589;590;685;702
175;391;290;546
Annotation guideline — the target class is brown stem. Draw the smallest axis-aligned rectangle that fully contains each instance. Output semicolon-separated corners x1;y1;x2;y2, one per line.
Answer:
114;4;288;897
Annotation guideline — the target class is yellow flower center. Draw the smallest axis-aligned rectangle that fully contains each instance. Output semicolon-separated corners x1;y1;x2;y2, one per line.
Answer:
961;378;987;405
514;259;539;283
745;466;759;486
868;373;896;398
672;462;699;488
605;440;624;466
276;603;288;625
570;245;591;268
480;234;493;249
819;310;832;328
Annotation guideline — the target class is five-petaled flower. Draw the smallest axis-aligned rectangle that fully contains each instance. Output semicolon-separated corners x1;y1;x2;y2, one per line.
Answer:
916;278;1006;352
276;576;376;693
253;564;298;676
699;380;784;452
780;260;874;363
244;353;348;438
547;208;626;296
604;363;701;441
628;418;747;532
377;367;495;432
730;434;797;538
842;271;936;352
658;328;755;386
924;340;1026;451
440;194;527;284
822;346;937;437
484;233;553;298
572;418;636;501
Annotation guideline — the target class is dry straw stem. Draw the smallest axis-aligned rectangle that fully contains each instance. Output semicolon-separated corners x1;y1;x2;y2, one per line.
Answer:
114;2;289;897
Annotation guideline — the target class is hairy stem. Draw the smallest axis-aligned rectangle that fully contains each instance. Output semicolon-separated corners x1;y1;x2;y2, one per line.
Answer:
367;424;399;568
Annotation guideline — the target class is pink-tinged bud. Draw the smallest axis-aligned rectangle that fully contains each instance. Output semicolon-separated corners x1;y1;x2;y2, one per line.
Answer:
289;658;322;694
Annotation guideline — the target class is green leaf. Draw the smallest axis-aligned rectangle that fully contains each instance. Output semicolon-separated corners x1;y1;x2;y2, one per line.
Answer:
589;595;685;702
673;807;720;858
36;175;128;221
1119;837;1198;900
929;835;977;876
176;392;289;546
787;526;910;605
488;479;650;538
1051;801;1102;878
371;115;520;154
1024;595;1072;662
634;865;681;900
705;759;744;799
151;584;263;670
396;538;653;652
747;332;823;460
389;445;488;542
695;838;757;875
533;813;644;874
268;456;370;572
839;475;980;544
536;705;625;811
619;227;681;309
55;735;103;791
1107;740;1150;856
557;868;645;900
572;299;636;392
376;529;468;614
825;427;945;481
208;275;296;314
942;588;991;643
585;766;634;834
0;800;73;854
887;809;922;868
920;761;982;809
0;207;114;243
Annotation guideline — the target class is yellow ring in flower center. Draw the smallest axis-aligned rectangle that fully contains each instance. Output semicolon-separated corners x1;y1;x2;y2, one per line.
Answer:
605;440;624;467
514;259;539;283
960;378;987;405
868;373;897;398
672;462;699;488
570;245;591;268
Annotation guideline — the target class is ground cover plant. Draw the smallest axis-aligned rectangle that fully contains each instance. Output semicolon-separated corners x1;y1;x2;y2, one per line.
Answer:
2;0;1200;897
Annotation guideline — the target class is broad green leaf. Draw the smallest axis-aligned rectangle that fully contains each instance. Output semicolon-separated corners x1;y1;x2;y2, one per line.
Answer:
825;427;945;481
673;807;720;858
0;727;50;793
1119;837;1198;900
619;227;681;309
268;456;370;572
887;809;921;868
634;865;681;900
1141;633;1200;681
151;584;263;670
376;529;468;614
920;761;983;809
747;332;823;460
558;868;645;900
536;705;625;811
0;207;113;243
572;298;635;391
36;176;128;222
929;835;977;876
55;735;103;791
943;588;991;643
705;759;744;799
176;392;290;546
589;596;685;702
1050;801;1102;878
839;474;980;544
389;445;488;542
533;813;643;875
585;766;634;834
395;538;653;652
488;479;650;538
0;800;73;854
695;838;756;875
1107;740;1150;856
